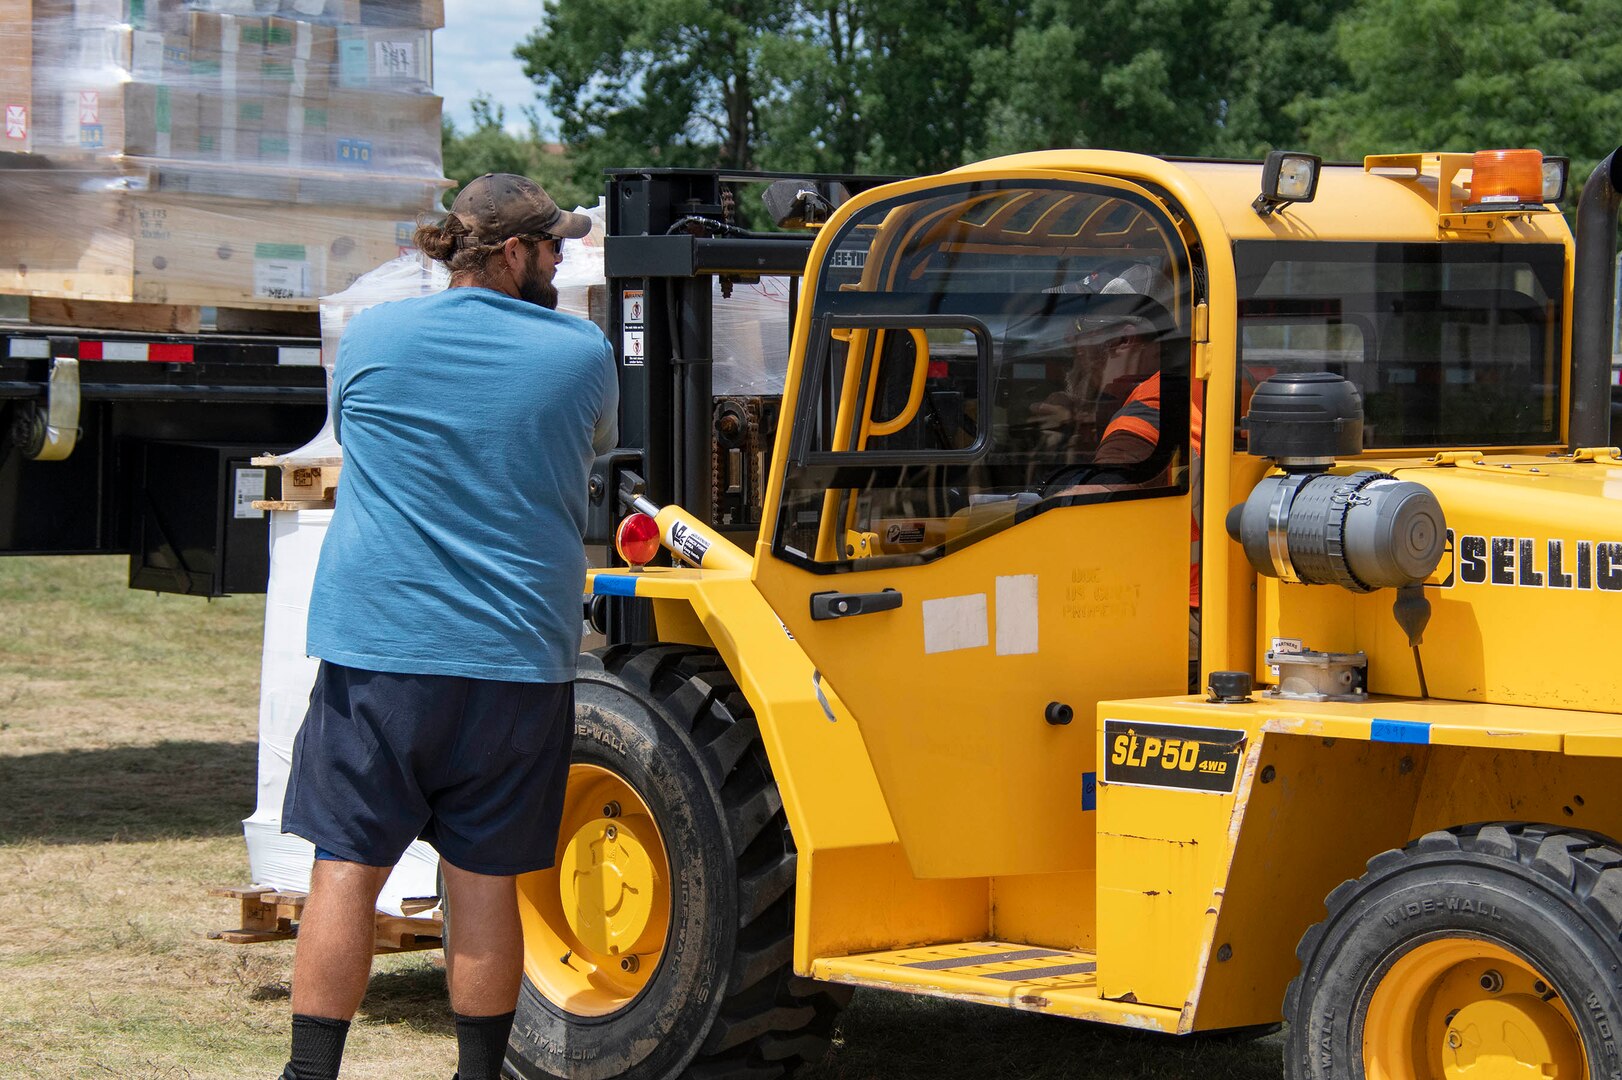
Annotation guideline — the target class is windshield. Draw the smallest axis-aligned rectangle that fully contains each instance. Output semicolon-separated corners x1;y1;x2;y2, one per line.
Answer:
772;180;1196;573
1234;241;1566;449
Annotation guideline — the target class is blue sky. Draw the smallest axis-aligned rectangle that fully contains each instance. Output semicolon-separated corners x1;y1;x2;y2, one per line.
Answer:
437;0;555;135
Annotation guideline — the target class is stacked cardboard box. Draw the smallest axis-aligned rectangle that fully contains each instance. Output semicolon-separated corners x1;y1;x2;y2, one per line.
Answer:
0;0;448;308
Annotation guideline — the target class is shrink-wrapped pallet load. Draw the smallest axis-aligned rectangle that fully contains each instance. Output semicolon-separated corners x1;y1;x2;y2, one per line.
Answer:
0;0;449;310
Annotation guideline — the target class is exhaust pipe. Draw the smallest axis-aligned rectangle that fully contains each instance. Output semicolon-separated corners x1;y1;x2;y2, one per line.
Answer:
1568;145;1622;451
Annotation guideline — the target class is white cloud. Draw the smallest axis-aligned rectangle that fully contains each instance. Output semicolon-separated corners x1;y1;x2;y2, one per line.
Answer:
436;0;556;135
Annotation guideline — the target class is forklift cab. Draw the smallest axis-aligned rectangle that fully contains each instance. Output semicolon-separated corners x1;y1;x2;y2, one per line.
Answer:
753;172;1200;879
771;173;1196;569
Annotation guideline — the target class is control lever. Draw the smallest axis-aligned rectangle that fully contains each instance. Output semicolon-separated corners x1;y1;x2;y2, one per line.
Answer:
810;589;902;621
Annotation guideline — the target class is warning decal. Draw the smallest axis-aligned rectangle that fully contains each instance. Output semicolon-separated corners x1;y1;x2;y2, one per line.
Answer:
5;105;25;140
1102;719;1247;795
667;520;711;566
884;521;926;545
621;289;645;368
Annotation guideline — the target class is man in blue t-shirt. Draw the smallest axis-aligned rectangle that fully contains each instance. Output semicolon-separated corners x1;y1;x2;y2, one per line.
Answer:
277;174;618;1080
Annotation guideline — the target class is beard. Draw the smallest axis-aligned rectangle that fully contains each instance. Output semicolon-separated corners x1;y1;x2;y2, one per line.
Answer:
515;258;559;310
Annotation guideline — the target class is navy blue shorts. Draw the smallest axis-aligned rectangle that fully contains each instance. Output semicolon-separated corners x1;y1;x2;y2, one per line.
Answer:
282;661;574;876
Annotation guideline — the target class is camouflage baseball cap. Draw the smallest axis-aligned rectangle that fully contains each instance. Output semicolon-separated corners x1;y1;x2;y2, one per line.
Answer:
450;173;592;242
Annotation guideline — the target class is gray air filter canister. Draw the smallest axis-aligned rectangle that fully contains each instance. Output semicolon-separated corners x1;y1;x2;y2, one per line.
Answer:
1225;470;1446;592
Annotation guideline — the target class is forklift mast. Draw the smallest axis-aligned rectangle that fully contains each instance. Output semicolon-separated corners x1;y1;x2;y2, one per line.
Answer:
595;168;899;533
590;168;897;639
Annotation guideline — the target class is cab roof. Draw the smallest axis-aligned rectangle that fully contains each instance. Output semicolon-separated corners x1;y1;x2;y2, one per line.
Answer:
952;150;1573;247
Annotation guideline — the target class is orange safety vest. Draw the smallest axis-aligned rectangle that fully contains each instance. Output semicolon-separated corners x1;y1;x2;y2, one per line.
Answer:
1099;373;1204;608
1099;372;1205;455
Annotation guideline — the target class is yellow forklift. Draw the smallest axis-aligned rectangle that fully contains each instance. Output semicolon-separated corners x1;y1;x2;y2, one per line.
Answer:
507;146;1622;1080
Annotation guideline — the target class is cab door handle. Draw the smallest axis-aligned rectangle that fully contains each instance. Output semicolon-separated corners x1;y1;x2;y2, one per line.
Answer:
810;589;903;621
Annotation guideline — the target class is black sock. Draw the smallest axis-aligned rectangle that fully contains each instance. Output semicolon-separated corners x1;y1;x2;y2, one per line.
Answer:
283;1013;351;1080
453;1010;516;1080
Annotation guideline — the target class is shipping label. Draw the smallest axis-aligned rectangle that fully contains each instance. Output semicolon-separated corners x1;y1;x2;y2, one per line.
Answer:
336;138;373;165
234;469;267;519
253;243;314;300
373;40;417;79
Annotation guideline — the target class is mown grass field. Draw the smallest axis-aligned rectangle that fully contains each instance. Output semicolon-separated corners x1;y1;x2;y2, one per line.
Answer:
0;556;1284;1079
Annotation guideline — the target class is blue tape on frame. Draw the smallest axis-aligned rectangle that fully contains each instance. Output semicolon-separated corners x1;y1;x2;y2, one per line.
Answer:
592;575;640;597
1082;771;1097;811
1371;719;1431;745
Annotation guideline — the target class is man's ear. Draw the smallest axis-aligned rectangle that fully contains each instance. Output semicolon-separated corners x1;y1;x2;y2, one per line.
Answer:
501;236;527;277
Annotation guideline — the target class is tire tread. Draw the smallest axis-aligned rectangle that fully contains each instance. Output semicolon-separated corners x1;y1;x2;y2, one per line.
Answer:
597;643;842;1080
1287;820;1622;1079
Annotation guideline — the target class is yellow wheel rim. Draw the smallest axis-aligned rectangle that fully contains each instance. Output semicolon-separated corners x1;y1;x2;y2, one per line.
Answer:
1363;938;1587;1079
516;763;671;1017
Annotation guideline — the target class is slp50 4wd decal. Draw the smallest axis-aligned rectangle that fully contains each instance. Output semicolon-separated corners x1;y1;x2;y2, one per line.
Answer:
1103;720;1247;794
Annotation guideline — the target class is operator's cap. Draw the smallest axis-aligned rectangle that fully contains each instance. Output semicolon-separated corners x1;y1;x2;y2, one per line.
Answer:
1070;263;1174;345
450;173;592;243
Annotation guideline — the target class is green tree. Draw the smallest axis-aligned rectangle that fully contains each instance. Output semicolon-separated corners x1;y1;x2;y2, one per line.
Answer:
966;0;1352;160
845;0;1022;174
517;0;795;182
1303;0;1622;180
440;95;596;210
1207;0;1354;157
753;0;867;173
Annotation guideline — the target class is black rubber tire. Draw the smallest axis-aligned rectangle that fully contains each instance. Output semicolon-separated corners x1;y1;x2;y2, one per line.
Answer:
505;644;849;1080
1284;822;1622;1079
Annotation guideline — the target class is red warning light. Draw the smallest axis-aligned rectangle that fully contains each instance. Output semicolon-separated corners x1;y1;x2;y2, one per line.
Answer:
616;513;661;568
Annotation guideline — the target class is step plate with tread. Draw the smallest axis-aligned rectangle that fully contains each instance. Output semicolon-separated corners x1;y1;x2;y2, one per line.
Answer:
811;940;1179;1030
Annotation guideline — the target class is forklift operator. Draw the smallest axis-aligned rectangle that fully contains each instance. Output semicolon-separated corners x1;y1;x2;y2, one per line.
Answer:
1032;264;1191;490
1028;308;1163;456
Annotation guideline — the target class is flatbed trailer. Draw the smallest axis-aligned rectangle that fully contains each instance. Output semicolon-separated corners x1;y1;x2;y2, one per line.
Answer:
0;315;326;595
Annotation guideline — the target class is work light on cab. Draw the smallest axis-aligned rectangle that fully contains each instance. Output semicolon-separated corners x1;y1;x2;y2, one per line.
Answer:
1467;149;1546;209
1541;155;1571;203
615;512;661;569
1251;150;1321;216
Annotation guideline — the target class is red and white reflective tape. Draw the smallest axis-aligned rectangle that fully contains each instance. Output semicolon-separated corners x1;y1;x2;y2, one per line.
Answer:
76;340;195;362
7;338;196;362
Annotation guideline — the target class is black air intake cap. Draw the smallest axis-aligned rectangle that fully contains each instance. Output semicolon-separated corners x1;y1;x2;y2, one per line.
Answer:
1244;372;1364;463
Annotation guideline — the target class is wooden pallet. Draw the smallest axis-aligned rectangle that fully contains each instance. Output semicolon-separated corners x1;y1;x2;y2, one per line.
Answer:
208;885;444;954
251;454;342;512
26;298;321;336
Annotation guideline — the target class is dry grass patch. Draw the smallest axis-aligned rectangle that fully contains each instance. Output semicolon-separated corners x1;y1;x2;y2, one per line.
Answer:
0;557;456;1079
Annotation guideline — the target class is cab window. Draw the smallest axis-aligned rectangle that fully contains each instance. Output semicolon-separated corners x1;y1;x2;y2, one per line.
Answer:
1234;241;1565;448
773;180;1195;572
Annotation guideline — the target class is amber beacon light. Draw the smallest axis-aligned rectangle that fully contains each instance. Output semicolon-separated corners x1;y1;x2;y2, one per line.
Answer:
1469;149;1545;206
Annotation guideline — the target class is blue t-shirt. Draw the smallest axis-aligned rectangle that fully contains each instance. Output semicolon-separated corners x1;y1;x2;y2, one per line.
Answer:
307;287;618;682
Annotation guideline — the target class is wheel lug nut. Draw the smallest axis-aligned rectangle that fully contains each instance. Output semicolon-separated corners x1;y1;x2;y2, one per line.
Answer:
605;824;618;841
621;955;640;973
603;801;621;818
1479;969;1504;993
1447;1029;1462;1049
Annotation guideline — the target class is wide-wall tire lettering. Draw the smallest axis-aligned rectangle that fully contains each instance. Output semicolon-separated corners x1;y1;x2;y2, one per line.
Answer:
1285;822;1622;1079
505;644;848;1080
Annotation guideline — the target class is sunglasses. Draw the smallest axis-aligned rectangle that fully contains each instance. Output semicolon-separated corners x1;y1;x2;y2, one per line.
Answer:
517;233;565;257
